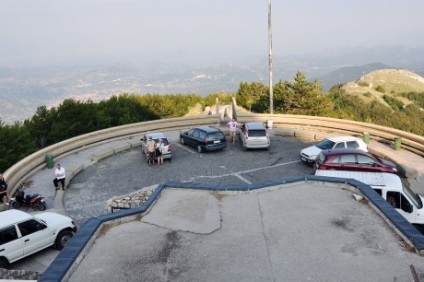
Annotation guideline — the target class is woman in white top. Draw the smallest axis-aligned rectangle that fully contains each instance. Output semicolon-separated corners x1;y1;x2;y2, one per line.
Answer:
156;139;165;165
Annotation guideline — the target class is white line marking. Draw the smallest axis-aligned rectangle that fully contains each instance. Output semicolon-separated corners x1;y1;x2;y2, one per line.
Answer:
235;174;252;184
174;143;196;154
186;160;301;182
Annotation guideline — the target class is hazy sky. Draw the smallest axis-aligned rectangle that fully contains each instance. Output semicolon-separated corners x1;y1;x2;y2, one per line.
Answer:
1;0;423;66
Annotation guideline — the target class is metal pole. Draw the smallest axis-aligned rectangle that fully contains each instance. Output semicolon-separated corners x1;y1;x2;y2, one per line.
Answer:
268;0;273;114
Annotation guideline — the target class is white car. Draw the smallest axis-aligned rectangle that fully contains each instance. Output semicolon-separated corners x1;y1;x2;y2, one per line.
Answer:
300;135;368;165
0;210;77;269
239;122;270;150
140;132;172;160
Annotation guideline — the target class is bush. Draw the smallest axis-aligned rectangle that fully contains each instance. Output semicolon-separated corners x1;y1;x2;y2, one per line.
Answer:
375;85;386;93
357;81;369;87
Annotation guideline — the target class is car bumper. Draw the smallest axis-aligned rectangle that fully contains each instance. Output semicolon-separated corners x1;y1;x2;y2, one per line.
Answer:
204;143;227;151
244;143;270;149
300;155;315;165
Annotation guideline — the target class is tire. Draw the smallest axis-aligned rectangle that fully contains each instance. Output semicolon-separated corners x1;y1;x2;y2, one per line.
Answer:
197;145;203;153
413;224;424;235
180;137;185;145
0;257;9;269
55;230;73;250
12;201;21;209
33;202;47;211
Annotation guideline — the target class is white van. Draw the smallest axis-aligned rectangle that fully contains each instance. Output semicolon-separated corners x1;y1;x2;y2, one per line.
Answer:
315;170;424;227
239;122;270;150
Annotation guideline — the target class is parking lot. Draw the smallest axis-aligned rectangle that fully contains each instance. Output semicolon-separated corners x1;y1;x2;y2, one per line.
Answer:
10;134;316;273
64;135;315;226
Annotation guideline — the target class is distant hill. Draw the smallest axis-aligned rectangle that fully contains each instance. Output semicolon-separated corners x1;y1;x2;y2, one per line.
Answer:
339;69;424;108
316;63;391;91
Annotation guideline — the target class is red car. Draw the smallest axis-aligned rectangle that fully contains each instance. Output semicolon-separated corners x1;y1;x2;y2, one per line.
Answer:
315;148;398;173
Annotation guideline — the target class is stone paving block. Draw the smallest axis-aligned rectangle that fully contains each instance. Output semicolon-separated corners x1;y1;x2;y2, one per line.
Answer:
294;130;316;140
274;129;295;137
90;148;114;162
113;143;131;153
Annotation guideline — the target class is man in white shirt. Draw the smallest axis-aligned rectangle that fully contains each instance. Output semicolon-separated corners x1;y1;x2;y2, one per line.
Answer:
53;164;66;191
227;118;239;145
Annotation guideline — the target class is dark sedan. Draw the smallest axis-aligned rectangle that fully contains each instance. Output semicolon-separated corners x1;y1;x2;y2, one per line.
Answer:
180;126;227;153
315;148;398;173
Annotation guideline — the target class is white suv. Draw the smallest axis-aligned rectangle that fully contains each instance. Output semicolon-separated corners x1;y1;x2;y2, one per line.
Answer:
0;210;77;269
300;135;368;165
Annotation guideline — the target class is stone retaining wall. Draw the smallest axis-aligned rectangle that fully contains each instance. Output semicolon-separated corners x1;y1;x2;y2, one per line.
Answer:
107;189;154;213
0;268;39;280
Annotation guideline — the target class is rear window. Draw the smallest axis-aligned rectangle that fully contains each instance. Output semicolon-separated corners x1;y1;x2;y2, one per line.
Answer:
316;139;335;150
247;129;266;137
154;139;169;146
208;132;224;140
346;141;359;149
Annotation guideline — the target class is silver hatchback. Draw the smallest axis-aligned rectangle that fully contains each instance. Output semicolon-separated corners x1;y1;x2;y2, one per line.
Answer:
239;122;270;150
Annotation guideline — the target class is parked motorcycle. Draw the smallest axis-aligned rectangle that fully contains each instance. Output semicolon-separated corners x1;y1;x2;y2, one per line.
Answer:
11;182;47;211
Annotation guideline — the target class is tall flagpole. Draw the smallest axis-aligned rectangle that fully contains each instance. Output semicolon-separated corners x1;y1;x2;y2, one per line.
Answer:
268;0;273;114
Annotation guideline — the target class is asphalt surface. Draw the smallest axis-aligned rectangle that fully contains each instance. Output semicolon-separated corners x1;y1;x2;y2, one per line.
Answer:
64;133;315;226
8;129;424;281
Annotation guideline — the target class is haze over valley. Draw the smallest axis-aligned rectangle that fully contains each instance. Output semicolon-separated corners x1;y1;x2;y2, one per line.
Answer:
1;46;424;124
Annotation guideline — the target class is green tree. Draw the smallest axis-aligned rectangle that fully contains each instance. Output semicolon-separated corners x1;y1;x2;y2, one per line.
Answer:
236;82;269;112
275;72;332;115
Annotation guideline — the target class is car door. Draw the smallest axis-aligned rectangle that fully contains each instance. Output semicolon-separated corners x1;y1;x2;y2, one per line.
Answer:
0;225;24;263
18;219;52;257
386;191;416;222
185;129;197;147
356;155;379;172
332;154;356;170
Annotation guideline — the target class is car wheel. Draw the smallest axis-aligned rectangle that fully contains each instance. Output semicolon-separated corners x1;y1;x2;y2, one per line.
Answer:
180;137;185;145
12;201;21;209
0;258;9;269
413;224;424;235
33;202;47;211
55;230;73;250
197;145;203;153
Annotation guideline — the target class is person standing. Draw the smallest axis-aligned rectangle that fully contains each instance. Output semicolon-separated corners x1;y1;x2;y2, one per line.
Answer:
53;164;66;191
0;172;11;205
146;137;156;165
227;118;239;145
156;139;165;165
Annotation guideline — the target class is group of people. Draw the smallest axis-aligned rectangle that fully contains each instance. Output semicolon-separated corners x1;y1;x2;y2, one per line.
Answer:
146;137;165;165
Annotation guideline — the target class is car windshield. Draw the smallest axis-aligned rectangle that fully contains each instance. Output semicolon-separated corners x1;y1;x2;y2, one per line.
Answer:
316;139;335;150
403;183;423;208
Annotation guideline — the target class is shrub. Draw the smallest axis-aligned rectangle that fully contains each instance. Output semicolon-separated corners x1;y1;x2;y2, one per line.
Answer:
375;85;386;93
357;81;369;87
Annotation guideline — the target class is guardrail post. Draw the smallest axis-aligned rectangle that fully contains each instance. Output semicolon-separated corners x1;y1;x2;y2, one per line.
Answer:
363;132;370;144
394;137;402;151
